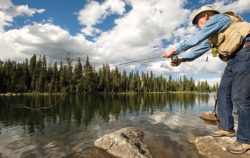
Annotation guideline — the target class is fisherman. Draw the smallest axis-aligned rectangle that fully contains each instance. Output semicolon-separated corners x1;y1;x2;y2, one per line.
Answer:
161;5;250;154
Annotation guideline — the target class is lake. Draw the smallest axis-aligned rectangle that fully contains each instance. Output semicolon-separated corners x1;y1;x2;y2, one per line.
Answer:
0;93;218;158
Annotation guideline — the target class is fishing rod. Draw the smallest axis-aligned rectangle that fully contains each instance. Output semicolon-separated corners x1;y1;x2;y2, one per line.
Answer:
110;55;178;67
111;56;163;67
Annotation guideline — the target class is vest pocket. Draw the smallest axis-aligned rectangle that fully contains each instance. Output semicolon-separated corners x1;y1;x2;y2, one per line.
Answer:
217;25;243;56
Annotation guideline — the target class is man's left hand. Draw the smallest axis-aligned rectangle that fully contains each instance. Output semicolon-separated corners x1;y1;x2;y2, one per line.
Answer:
161;48;177;58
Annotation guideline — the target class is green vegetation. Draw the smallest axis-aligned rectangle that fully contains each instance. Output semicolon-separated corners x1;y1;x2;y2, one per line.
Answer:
0;54;218;94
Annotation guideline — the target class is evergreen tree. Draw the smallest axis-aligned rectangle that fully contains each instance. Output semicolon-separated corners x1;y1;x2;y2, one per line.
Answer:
78;56;97;93
74;57;82;93
59;62;67;93
66;53;73;93
0;60;3;92
111;67;120;93
129;71;135;92
52;62;59;92
0;54;219;94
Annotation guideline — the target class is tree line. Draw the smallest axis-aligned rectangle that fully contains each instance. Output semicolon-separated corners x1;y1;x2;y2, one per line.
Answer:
0;54;219;93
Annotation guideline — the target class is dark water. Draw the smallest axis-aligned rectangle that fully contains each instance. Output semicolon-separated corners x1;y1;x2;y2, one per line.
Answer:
0;93;218;158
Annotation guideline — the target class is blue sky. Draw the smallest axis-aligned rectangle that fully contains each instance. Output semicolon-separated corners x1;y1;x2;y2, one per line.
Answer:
9;0;133;37
9;0;84;34
1;0;250;85
10;0;250;36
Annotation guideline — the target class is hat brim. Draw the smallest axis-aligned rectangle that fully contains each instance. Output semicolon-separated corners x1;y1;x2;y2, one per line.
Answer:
192;10;220;25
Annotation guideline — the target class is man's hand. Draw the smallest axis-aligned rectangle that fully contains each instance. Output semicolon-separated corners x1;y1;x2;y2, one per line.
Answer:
171;56;182;67
161;48;177;58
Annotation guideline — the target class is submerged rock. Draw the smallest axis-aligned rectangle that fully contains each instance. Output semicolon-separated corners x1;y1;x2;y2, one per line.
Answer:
94;127;152;158
189;136;250;158
67;147;116;158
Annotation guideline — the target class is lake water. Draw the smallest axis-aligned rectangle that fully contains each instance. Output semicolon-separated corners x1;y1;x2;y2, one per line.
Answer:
0;93;219;158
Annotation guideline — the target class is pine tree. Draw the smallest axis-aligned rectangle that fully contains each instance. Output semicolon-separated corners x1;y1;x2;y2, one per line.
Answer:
141;71;146;92
36;55;44;92
78;56;97;93
66;53;73;93
74;57;82;93
135;70;140;92
59;61;67;93
105;64;111;92
129;71;137;92
23;59;31;91
111;67;120;92
0;60;3;92
52;62;59;92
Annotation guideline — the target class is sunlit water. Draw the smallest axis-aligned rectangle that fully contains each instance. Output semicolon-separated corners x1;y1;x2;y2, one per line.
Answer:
0;93;220;158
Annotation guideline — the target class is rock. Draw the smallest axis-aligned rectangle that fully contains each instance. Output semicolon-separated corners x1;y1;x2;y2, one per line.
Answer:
94;127;152;158
67;147;116;158
189;136;250;158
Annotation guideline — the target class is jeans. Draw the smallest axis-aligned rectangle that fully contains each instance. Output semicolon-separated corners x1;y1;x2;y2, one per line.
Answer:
217;46;250;144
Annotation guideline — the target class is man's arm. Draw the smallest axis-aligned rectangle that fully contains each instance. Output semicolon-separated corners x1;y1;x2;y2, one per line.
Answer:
177;39;211;62
175;14;231;54
161;14;231;62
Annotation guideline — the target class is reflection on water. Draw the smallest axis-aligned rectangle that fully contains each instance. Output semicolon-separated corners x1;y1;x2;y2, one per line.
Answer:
0;93;216;158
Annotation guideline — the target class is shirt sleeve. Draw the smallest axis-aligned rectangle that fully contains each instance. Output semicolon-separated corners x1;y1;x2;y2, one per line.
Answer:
177;39;211;62
175;14;231;59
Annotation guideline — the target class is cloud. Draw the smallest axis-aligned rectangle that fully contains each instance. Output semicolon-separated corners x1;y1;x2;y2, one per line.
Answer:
78;0;126;36
93;0;227;76
0;0;12;9
0;0;45;32
0;23;96;62
213;0;250;14
95;0;189;64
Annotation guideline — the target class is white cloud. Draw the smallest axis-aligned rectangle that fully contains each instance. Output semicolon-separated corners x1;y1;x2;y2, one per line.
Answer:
0;23;96;62
0;0;12;9
213;0;250;14
78;0;126;36
14;5;44;16
0;0;45;32
95;0;189;64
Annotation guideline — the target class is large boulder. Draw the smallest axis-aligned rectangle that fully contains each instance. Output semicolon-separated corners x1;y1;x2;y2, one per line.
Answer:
189;136;250;158
94;127;152;158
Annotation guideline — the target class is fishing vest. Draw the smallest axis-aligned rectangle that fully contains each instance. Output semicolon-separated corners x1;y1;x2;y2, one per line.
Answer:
210;12;250;61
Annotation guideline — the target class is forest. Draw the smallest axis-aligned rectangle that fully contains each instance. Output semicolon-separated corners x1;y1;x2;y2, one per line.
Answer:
0;54;218;93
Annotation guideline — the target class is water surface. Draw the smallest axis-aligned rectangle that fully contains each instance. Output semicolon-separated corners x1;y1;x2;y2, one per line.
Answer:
0;93;218;158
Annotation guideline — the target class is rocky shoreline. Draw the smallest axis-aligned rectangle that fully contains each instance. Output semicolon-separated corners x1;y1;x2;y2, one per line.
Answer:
189;136;250;158
92;127;250;158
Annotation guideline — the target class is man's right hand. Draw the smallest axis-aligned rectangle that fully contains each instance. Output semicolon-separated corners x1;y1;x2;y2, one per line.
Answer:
171;56;182;66
161;48;177;58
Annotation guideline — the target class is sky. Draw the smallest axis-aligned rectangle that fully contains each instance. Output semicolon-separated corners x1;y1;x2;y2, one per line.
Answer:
1;0;250;85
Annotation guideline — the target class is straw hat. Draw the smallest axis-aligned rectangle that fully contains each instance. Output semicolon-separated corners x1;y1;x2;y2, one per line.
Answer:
192;6;219;25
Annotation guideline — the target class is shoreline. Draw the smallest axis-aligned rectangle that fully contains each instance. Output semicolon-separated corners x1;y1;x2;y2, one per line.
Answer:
0;91;215;96
0;92;64;96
